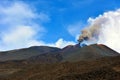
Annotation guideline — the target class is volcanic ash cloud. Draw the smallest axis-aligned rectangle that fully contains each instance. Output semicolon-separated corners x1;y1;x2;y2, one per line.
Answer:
78;9;120;53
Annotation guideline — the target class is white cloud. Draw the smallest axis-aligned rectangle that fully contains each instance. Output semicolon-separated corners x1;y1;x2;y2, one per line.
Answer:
24;38;76;49
26;38;76;49
0;1;48;51
49;38;76;48
0;1;76;51
0;26;36;50
0;2;50;25
2;26;35;44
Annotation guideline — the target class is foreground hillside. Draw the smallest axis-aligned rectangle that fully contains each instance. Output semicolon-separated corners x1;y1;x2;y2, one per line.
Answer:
0;56;120;80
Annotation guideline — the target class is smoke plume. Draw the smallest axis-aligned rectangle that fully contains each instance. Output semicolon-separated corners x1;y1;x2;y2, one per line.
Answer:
78;9;120;53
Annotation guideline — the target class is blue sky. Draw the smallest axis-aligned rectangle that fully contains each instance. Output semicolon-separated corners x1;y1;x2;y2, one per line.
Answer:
0;0;120;51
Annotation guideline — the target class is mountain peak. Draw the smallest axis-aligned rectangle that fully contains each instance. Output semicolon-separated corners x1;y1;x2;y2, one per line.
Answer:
61;44;119;62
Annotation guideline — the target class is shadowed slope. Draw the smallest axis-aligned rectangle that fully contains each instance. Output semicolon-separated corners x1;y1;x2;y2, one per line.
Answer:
0;46;61;61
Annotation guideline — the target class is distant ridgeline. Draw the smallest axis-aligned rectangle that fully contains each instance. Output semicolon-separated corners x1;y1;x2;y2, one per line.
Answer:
0;44;119;63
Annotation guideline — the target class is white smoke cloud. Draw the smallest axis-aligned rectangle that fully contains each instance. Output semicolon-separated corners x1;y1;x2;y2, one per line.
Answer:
79;9;120;53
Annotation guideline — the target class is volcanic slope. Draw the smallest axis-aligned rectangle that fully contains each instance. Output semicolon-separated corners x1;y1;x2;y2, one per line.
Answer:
0;44;119;63
25;44;119;63
0;46;61;61
60;44;119;62
0;44;120;80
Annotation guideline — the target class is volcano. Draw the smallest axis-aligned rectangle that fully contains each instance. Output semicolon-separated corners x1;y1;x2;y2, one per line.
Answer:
0;44;119;63
0;44;120;80
61;44;119;62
